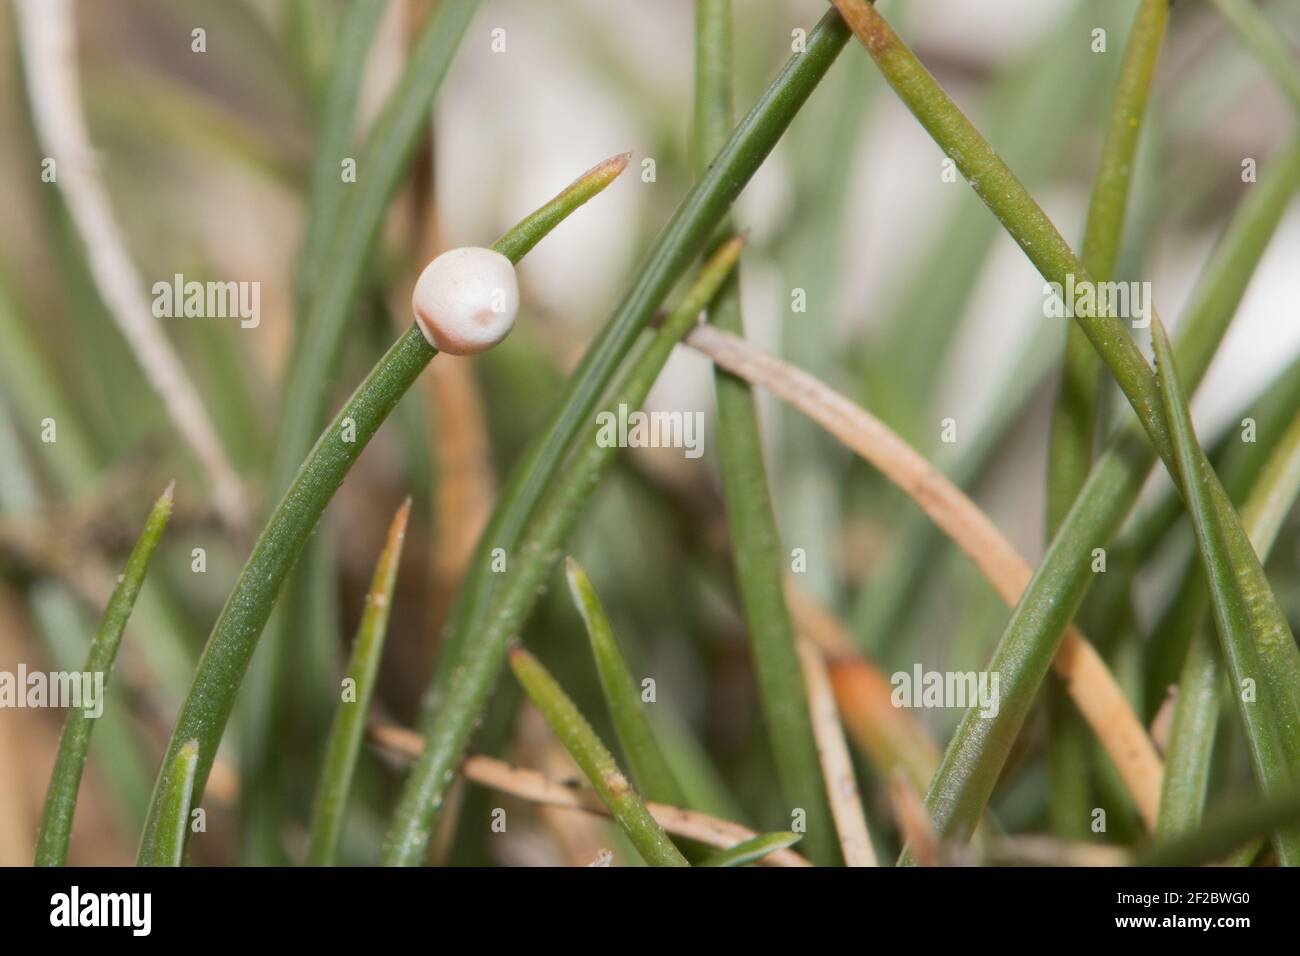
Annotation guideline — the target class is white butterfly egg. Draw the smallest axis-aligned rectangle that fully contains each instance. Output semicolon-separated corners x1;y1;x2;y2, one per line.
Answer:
411;247;520;355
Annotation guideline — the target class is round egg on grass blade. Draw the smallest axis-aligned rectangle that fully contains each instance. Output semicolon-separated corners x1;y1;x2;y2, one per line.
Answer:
412;247;520;355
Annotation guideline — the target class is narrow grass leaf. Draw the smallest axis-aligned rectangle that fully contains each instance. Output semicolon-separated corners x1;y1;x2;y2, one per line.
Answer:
565;557;685;807
139;739;199;868
508;649;688;867
34;482;173;866
1142;355;1300;706
1151;318;1300;864
1048;0;1169;535
296;0;389;303
693;0;837;867
1043;0;1168;837
1156;628;1219;839
1158;405;1300;836
307;498;411;865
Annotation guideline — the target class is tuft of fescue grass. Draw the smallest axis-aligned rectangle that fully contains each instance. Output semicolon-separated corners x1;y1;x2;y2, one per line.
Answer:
11;0;1300;871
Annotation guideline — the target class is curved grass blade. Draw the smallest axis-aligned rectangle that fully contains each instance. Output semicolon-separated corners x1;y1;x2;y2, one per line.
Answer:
383;238;745;865
416;8;853;738
508;649;688;867
700;831;801;867
565;557;684;807
307;498;411;865
1157;403;1300;837
34;482;174;866
1151;319;1300;864
1141;354;1300;707
136;158;624;863
693;0;836;867
139;739;199;867
1156;626;1218;841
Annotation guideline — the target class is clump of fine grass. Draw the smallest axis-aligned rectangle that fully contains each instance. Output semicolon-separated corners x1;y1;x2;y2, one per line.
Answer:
12;0;1300;873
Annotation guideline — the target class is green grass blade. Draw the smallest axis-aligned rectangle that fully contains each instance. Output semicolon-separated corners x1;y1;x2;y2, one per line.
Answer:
383;239;745;865
139;739;199;867
1141;355;1300;706
694;0;836;866
283;0;336;101
1156;626;1219;839
1239;412;1300;554
508;648;688;867
417;8;852;735
34;482;174;865
1043;0;1168;838
1047;0;1169;536
296;0;389;304
1159;385;1300;842
137;161;620;863
565;557;685;807
700;831;801;867
307;499;411;866
1129;353;1300;580
1152;318;1300;864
